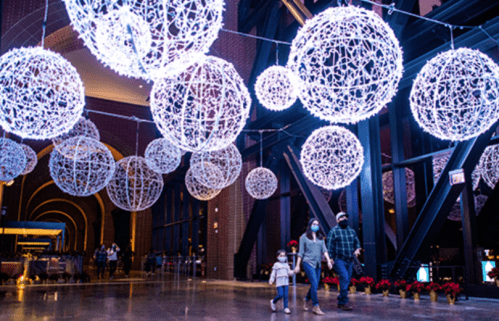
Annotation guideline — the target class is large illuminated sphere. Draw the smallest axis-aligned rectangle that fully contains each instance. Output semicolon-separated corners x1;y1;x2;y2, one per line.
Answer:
144;138;181;174
0;138;26;181
185;167;221;201
52;117;100;149
410;48;499;141
0;47;84;139
245;167;278;200
151;56;251;152
478;145;499;189
433;153;480;190
300;126;364;189
190;144;242;189
287;6;403;123
20;144;38;175
382;168;416;204
254;66;298;111
63;0;224;79
49;137;115;197
106;156;164;211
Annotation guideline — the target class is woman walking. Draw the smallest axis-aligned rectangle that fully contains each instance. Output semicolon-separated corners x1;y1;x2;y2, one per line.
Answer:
294;218;333;315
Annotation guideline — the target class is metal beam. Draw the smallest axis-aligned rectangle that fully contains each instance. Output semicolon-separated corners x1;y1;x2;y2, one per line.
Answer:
182;185;190;256
239;0;275;33
173;183;181;255
385;0;418;37
280;157;291;250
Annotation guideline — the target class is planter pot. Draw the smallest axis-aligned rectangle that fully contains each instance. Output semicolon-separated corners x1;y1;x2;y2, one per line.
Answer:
430;291;438;302
413;292;420;301
291;247;297;253
399;289;407;298
349;286;356;294
446;294;456;305
300;271;306;278
337;284;340;291
382;290;389;297
495;278;499;287
324;283;330;291
364;286;372;295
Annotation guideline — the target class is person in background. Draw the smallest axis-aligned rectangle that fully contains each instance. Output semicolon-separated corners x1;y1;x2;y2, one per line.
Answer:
146;247;156;276
269;249;295;314
93;244;107;279
107;243;120;279
122;245;134;278
155;251;163;274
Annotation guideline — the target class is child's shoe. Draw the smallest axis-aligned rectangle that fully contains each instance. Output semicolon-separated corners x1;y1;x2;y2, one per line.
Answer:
270;299;276;312
284;308;291;314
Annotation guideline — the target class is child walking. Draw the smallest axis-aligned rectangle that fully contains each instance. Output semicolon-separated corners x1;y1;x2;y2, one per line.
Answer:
269;249;295;314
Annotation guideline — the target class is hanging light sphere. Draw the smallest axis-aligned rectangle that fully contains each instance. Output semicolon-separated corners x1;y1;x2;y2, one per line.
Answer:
338;189;347;212
144;138;181;174
52;117;100;149
20;144;38;175
300;125;364;189
254;66;298;111
49;137;115;197
382;168;416;204
287;6;403;123
185;166;221;201
106;156;164;211
478;145;499;189
62;0;224;80
433;153;480;190
151;56;251;152
410;48;499;141
190;144;242;189
447;202;462;221
320;187;333;203
0;47;85;139
475;194;487;214
0;138;26;181
245;167;278;200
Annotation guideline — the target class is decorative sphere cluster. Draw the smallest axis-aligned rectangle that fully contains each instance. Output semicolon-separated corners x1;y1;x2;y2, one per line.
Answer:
63;0;224;80
382;168;416;204
20;144;38;175
245;167;278;200
0;47;85;139
254;66;298;111
190;144;242;189
151;56;251;152
106;156;164;211
300;126;364;190
410;48;499;141
144;138;181;174
287;6;403;123
185;166;221;201
49;137;115;197
52;117;100;149
0;138;26;181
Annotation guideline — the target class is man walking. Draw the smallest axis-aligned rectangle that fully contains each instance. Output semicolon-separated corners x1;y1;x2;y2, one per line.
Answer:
327;212;361;311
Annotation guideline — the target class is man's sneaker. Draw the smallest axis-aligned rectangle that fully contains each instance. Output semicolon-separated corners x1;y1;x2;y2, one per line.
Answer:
337;304;353;311
270;299;276;312
303;299;309;311
284;308;291;314
312;305;325;315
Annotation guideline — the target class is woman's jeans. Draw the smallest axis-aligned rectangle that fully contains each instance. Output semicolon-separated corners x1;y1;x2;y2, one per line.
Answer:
273;285;289;308
334;258;353;305
302;262;321;306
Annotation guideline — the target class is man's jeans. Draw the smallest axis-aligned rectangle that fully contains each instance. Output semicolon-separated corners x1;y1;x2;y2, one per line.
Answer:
302;262;321;306
273;285;289;308
334;258;353;305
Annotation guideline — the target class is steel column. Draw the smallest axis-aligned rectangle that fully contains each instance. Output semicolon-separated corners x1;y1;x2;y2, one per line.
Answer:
182;185;190;256
173;183;181;255
280;159;291;249
192;199;200;255
165;187;173;254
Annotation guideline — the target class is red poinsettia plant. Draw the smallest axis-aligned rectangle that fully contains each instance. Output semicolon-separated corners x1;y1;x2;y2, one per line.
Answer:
487;267;499;279
350;278;361;286
287;240;298;248
323;276;339;285
375;279;392;290
394;279;408;289
441;282;462;296
406;281;425;293
425;282;441;292
359;276;375;287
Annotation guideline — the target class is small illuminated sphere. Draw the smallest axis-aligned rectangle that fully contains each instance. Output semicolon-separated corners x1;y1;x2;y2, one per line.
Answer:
190;144;242;189
338;189;347;212
52;117;100;149
106;156;164;211
287;6;403;123
185;166;221;201
245;167;278;200
0;138;26;181
254;66;298;111
320;187;333;203
63;0;224;79
151;56;251;152
433;153;480;190
144;138;181;174
478;145;499;189
382;168;416;204
0;47;85;139
447;202;462;221
20;144;38;175
300;126;364;190
410;48;499;141
49;137;115;197
475;194;487;214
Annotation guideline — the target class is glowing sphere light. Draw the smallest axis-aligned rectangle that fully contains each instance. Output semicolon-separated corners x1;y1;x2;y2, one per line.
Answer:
0;138;26;181
20;144;37;175
254;66;298;111
185;166;221;201
52;117;100;149
245;167;278;200
144;138;181;174
478;145;499;189
382;168;416;204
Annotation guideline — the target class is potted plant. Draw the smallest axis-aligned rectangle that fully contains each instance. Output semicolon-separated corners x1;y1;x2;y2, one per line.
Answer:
359;276;375;295
487;267;499;287
394;279;408;298
38;272;48;284
82;271;91;283
349;278;360;294
0;272;8;285
49;273;59;284
73;272;83;283
425;282;441;302
62;272;72;283
375;279;392;297
406;281;424;300
287;240;299;253
441;282;462;304
322;276;333;291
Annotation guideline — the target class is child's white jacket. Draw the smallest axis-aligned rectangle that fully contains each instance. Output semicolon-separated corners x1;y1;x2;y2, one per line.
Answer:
270;262;294;287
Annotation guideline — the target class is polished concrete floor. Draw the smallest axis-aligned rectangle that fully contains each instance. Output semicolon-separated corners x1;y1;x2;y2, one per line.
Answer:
0;275;498;320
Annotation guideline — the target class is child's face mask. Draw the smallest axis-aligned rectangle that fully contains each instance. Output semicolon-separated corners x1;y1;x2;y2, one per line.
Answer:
278;257;286;262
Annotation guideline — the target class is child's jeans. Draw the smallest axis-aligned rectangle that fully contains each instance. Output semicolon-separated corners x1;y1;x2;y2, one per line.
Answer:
273;285;289;308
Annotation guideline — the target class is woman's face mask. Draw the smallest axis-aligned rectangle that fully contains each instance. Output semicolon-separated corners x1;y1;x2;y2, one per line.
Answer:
311;225;320;232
